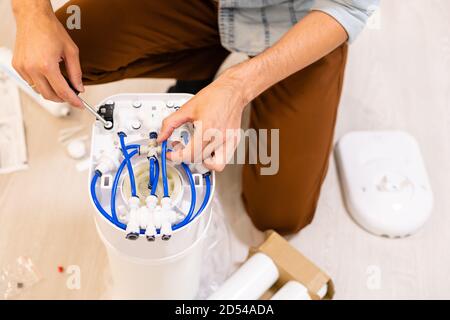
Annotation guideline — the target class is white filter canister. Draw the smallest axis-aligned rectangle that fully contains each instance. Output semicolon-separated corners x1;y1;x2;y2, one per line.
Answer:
271;281;311;300
208;253;279;300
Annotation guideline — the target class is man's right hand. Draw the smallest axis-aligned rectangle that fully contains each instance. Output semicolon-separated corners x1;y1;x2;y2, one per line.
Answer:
11;0;83;107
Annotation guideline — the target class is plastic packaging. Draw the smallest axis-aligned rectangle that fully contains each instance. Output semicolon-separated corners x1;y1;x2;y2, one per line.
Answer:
197;197;233;299
0;257;41;299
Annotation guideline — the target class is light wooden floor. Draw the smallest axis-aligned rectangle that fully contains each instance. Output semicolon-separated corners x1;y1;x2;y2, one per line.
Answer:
1;0;449;299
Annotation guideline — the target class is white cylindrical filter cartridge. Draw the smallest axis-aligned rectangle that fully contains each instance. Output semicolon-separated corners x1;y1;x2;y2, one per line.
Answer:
0;47;70;117
208;253;279;300
271;281;311;300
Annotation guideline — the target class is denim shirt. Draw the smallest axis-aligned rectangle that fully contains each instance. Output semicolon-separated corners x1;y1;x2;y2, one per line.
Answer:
218;0;379;55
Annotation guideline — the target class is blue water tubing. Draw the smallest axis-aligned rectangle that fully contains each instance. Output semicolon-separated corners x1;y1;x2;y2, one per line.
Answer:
161;140;169;198
118;132;137;197
172;163;196;230
91;144;212;233
90;148;139;229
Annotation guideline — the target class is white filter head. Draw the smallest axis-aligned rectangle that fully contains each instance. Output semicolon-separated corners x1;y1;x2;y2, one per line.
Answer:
336;131;433;238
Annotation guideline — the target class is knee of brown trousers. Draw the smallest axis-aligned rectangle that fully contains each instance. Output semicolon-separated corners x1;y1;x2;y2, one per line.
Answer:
55;0;228;84
242;44;348;235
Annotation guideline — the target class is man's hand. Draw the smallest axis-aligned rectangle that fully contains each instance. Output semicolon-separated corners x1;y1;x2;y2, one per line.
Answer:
158;69;249;172
11;0;83;107
158;11;347;172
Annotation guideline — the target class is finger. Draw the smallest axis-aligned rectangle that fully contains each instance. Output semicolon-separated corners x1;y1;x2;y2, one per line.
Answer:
63;45;84;92
201;133;224;160
29;71;64;103
158;108;194;143
203;134;239;172
203;141;237;171
44;62;83;108
167;129;205;164
13;64;33;86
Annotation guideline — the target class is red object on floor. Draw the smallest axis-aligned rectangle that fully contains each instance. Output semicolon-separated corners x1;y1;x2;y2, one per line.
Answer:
58;266;64;273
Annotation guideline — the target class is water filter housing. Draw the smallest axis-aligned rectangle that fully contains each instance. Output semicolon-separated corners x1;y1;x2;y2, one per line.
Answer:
335;131;433;238
88;93;215;299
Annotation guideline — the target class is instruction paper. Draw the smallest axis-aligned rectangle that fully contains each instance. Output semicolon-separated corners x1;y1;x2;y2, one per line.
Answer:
0;69;28;174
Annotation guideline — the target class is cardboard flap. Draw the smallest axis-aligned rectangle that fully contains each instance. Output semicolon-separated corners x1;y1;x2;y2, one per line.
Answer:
254;231;334;299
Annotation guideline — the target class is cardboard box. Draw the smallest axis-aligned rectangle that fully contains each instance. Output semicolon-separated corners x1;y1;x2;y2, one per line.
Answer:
251;231;334;300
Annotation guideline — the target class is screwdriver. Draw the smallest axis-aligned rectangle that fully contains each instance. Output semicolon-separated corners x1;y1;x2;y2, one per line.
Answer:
65;78;113;129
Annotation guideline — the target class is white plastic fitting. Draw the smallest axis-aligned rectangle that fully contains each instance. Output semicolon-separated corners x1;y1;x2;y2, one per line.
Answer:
143;195;158;241
95;148;121;174
160;197;176;241
125;197;141;240
146;195;158;210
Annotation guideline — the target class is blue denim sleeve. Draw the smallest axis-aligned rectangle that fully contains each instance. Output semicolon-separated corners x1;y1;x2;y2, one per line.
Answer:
311;0;380;43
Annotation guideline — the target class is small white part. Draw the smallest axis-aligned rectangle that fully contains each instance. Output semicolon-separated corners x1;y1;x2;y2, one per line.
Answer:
166;101;174;108
160;197;176;240
130;120;141;130
153;209;163;229
161;197;172;210
132;101;142;108
146;195;158;210
208;253;279;300
67;139;87;160
138;207;149;229
95;148;121;174
146;146;159;159
160;211;176;240
145;221;157;241
125;197;141;240
141;203;157;241
271;281;311;300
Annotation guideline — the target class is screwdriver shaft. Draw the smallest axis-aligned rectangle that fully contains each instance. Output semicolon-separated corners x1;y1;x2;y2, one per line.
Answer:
79;97;108;127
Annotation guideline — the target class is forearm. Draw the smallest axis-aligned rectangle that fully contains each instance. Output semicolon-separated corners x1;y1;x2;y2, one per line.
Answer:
228;11;348;104
12;0;53;19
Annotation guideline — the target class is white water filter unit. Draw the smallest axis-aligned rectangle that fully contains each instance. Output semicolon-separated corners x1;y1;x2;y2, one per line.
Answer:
88;94;215;299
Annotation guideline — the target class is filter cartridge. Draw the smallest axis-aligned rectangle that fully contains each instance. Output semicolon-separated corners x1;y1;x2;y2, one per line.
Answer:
271;281;311;300
208;253;279;300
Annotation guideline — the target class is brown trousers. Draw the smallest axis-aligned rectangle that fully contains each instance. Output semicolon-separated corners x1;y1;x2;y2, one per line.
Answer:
56;0;348;234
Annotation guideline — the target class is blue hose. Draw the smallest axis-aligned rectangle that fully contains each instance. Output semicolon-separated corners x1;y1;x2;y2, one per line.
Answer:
151;157;160;196
126;144;140;152
149;157;155;190
91;170;127;230
119;133;137;197
91;171;115;224
192;173;211;220
173;163;196;230
161;140;169;198
91;138;212;233
111;149;139;223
